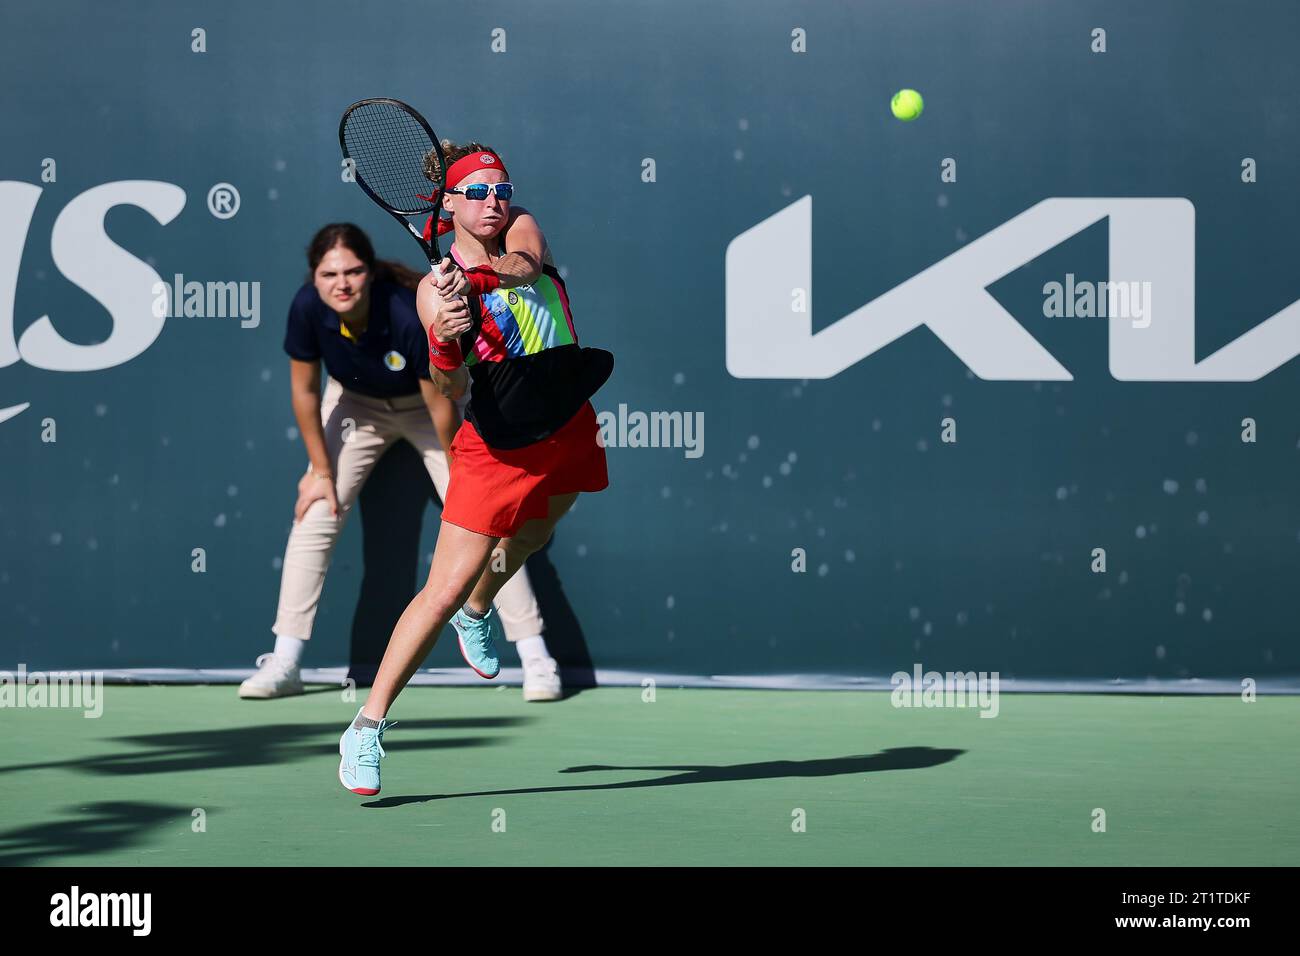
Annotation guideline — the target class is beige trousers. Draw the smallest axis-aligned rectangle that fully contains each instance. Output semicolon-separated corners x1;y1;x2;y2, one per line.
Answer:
271;377;544;642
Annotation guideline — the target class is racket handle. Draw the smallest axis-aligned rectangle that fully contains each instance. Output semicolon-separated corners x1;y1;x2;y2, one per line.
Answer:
429;255;468;304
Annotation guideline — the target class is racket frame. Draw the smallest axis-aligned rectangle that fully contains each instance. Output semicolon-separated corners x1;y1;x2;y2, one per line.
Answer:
339;97;449;277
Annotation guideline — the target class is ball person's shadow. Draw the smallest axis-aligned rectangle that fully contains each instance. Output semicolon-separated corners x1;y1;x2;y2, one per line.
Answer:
347;440;595;693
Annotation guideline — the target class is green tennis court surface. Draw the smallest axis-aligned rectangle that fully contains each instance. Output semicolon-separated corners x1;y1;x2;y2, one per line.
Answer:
2;686;1296;866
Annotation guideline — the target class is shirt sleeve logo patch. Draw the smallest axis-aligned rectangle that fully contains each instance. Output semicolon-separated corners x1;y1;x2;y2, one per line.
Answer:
383;350;407;371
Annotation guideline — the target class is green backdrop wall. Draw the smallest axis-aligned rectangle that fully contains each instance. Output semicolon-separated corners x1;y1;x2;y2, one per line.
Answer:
2;0;1297;683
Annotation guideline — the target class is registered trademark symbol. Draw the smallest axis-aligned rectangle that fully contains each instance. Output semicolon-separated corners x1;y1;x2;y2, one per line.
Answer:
207;183;240;219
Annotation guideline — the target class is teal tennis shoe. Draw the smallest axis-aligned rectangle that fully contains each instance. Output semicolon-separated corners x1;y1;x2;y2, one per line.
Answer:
338;708;395;796
452;605;502;679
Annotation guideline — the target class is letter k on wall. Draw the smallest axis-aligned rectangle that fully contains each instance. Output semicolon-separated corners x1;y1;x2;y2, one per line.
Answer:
725;196;1300;382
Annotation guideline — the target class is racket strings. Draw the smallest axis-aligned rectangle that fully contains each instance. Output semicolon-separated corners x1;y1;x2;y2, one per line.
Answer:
343;103;441;214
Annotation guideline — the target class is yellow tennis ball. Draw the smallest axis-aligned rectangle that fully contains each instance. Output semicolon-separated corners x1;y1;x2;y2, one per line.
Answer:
891;88;924;121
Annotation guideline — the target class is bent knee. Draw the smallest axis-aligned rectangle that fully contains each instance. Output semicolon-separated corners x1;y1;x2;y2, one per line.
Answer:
294;499;345;532
509;526;554;556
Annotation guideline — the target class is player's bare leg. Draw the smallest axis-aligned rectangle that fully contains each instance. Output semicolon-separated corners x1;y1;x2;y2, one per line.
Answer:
364;521;499;716
466;493;579;612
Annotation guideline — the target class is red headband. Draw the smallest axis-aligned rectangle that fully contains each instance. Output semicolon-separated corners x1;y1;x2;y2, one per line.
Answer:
423;150;510;241
446;150;509;188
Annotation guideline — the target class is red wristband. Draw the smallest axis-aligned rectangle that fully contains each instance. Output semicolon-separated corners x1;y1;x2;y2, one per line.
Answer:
465;266;501;297
428;325;464;372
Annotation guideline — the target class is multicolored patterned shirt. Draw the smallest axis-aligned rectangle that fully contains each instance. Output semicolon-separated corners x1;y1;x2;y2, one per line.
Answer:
449;244;611;449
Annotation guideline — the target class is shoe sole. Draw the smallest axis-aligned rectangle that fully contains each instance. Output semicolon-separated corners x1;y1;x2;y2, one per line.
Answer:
523;687;562;702
338;736;379;796
456;632;500;680
239;684;304;700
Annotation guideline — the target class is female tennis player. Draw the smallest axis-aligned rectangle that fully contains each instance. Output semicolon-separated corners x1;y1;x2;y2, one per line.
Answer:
338;143;612;795
243;222;565;705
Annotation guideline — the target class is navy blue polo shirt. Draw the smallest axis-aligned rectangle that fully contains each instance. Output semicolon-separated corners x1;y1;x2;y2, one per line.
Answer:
283;281;430;398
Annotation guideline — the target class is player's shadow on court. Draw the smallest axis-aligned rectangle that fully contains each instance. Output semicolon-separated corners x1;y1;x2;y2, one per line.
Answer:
349;441;596;692
0;718;529;777
0;801;185;866
367;746;966;808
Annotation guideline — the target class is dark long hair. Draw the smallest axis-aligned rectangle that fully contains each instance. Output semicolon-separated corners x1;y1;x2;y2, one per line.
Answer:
306;223;424;291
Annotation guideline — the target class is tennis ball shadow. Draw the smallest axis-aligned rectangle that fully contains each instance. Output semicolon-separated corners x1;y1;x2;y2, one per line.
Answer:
364;746;966;808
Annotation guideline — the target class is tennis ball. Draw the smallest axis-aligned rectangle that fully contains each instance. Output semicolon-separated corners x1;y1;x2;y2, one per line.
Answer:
891;88;924;121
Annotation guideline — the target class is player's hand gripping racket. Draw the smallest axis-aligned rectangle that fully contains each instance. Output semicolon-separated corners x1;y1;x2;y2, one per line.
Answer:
339;97;453;281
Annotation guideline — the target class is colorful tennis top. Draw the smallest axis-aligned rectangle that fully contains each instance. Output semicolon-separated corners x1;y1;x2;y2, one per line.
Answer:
449;244;612;449
454;253;578;362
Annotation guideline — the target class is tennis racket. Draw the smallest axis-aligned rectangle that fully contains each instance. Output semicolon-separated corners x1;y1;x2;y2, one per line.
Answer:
339;97;451;280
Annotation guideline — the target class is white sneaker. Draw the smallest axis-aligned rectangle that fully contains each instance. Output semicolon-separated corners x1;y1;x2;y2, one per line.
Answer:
522;656;562;702
238;652;304;699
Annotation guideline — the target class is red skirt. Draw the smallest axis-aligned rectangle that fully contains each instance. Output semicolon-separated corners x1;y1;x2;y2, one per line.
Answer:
442;401;609;537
